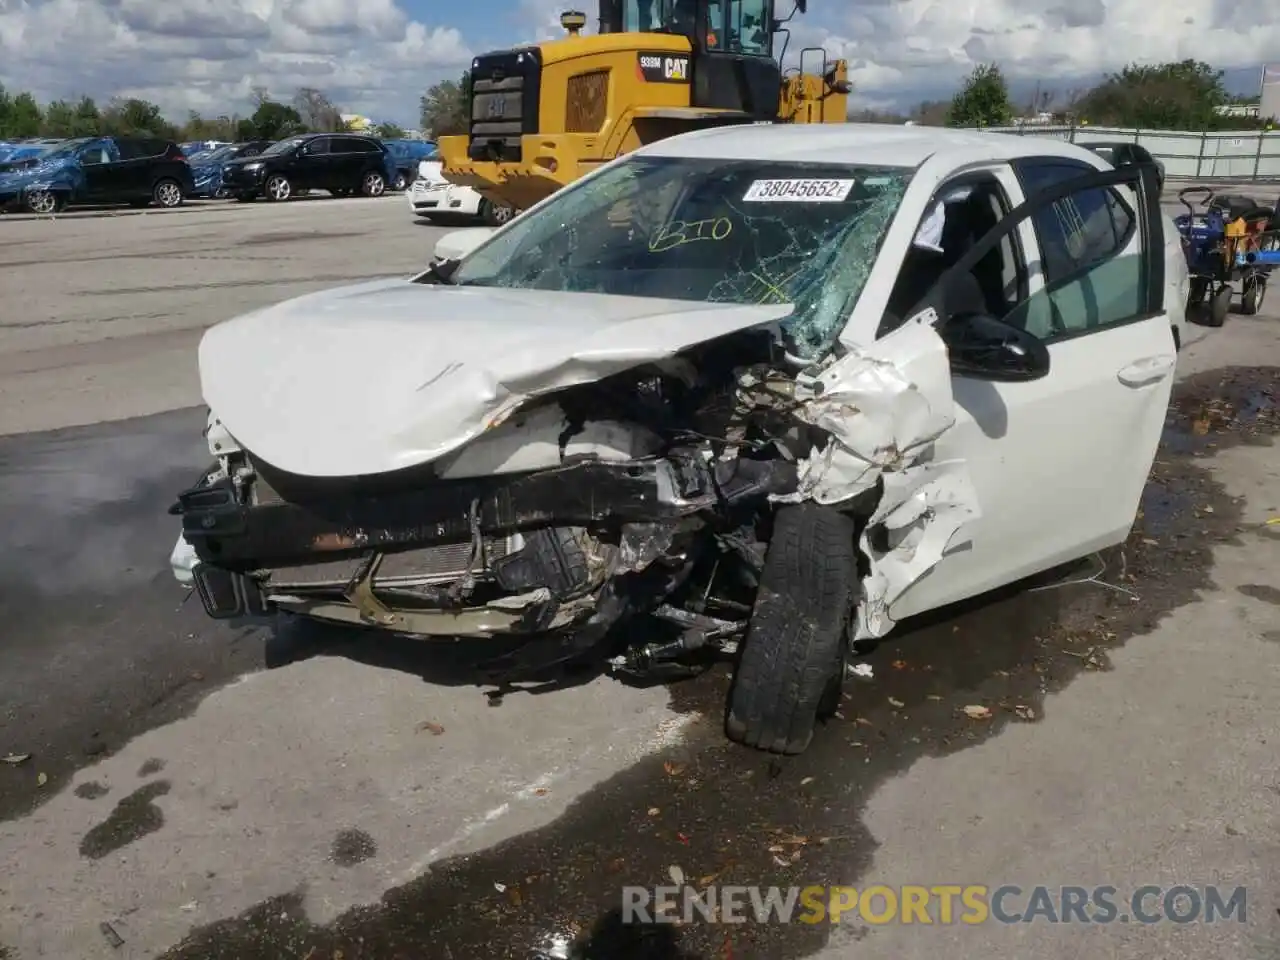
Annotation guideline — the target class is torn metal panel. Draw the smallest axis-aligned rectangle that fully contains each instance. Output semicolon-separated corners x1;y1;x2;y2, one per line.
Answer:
775;315;982;641
782;315;959;504
853;460;981;640
197;280;792;478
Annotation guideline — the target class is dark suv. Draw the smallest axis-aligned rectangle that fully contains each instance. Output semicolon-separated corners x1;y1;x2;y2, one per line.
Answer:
220;133;395;202
0;136;194;213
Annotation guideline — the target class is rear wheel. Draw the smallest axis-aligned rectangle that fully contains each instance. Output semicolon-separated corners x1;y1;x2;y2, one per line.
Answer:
361;171;386;197
726;504;857;755
265;174;292;202
480;198;514;226
152;178;183;208
1241;275;1266;315
392;170;408;191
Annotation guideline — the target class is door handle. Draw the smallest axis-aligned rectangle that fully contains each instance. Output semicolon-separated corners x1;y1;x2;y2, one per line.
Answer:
1117;354;1176;387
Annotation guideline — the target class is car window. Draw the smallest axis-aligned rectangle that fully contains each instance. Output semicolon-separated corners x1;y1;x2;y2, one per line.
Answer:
448;155;913;359
260;137;306;157
302;138;331;155
1006;161;1145;339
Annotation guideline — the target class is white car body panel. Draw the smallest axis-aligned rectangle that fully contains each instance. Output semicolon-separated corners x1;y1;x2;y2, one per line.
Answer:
432;227;495;261
197;280;791;478
182;124;1178;645
409;160;485;218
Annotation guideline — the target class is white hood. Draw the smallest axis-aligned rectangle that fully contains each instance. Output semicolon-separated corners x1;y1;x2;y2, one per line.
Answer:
198;279;791;478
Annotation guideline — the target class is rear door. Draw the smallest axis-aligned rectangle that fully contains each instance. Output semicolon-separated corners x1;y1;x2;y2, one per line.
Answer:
889;161;1175;621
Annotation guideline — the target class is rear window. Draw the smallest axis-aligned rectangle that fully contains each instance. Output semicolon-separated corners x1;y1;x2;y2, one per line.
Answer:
334;137;378;153
115;138;171;159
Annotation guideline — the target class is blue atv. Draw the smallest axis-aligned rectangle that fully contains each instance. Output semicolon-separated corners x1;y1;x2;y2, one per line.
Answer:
1175;187;1275;326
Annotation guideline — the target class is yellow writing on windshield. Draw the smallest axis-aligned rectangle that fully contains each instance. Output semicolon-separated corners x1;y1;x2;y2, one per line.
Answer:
649;217;733;253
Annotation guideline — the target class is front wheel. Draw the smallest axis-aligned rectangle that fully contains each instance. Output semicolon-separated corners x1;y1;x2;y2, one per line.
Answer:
361;171;386;197
1241;275;1266;315
726;504;858;755
1207;284;1231;327
152;178;183;208
265;174;292;202
25;190;65;214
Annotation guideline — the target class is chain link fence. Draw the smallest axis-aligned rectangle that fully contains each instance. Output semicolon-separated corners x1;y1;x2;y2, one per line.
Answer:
971;125;1280;181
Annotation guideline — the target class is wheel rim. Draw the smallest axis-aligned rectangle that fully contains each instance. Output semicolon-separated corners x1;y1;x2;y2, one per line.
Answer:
268;176;290;201
394;175;406;191
493;204;514;224
28;191;56;214
156;182;181;206
364;173;384;196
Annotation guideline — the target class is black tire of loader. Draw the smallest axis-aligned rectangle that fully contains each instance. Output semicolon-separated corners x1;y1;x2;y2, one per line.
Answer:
726;503;857;755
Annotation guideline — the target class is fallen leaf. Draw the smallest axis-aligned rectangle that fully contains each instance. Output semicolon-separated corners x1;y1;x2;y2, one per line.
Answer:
507;887;523;907
416;721;446;736
676;832;690;844
1141;538;1159;546
800;776;815;786
891;660;908;670
663;761;685;776
179;901;198;912
1203;505;1214;513
36;772;48;787
533;787;548;797
888;697;905;708
668;865;685;886
1192;418;1210;435
648;807;661;816
856;717;873;726
493;882;506;893
962;705;992;720
926;694;943;701
1;754;30;765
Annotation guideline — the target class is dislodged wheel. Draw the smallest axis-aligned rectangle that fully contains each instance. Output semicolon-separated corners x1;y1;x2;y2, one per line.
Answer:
25;190;64;214
1207;284;1231;327
265;174;292;202
726;503;857;755
1241;275;1266;315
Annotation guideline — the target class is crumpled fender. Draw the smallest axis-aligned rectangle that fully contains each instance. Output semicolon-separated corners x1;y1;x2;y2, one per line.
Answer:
775;312;982;640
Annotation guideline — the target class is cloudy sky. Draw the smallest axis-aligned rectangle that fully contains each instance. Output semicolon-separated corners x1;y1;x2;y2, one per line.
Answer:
0;0;1276;126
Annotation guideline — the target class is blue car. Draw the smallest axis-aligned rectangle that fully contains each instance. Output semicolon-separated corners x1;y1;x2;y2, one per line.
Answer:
189;140;275;198
381;139;437;191
0;140;65;166
0;136;195;213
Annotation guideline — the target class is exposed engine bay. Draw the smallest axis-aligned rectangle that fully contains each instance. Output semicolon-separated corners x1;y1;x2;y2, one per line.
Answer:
172;327;880;676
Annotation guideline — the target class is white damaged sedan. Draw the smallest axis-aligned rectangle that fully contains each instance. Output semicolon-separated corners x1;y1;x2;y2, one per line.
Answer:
170;124;1180;755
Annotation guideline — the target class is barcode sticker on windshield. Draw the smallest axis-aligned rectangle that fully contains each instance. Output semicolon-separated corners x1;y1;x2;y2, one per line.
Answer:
742;179;854;203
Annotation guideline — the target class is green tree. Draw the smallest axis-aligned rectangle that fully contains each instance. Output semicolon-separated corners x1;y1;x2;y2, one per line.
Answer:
41;99;77;136
375;121;407;139
5;91;44;137
72;96;101;135
180;111;239;141
1075;60;1231;129
99;98;176;137
245;99;305;139
419;71;471;137
946;64;1014;127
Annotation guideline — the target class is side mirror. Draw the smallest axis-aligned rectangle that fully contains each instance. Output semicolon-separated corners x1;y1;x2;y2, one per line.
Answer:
432;227;495;261
940;313;1050;382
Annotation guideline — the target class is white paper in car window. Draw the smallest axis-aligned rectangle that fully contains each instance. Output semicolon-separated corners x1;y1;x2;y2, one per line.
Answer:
743;179;854;203
913;184;975;252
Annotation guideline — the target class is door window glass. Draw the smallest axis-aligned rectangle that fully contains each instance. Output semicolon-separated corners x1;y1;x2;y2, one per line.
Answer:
1006;161;1144;339
302;138;330;155
726;0;769;54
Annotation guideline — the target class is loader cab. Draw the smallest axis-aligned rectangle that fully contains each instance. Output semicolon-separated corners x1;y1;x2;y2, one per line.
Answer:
596;0;790;119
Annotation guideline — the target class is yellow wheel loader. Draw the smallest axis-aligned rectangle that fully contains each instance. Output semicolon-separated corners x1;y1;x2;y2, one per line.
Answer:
436;0;850;212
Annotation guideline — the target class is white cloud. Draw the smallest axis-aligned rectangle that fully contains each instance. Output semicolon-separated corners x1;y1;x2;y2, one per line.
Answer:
0;0;473;126
1;0;1278;127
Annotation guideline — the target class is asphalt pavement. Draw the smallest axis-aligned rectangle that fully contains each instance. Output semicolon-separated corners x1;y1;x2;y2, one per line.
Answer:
0;192;1277;960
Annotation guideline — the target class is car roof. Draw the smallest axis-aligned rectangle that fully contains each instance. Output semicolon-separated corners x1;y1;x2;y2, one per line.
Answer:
639;123;1108;169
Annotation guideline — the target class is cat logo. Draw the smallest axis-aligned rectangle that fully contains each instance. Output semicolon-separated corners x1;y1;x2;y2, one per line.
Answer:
637;51;691;84
664;56;688;80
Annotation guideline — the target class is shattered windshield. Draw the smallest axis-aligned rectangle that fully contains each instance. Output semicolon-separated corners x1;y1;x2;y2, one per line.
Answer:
448;156;912;358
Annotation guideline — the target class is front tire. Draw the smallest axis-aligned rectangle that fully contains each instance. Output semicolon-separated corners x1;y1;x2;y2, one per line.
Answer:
726;504;857;755
479;198;514;226
1241;275;1265;315
265;174;292;202
1208;285;1231;327
25;190;65;214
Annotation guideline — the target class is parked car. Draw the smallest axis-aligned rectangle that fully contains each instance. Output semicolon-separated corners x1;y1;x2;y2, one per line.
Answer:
188;140;275;198
220;133;395;202
1079;140;1166;191
382;139;437;191
170;125;1182;756
182;140;231;158
408;158;515;225
0;136;194;213
0;139;65;166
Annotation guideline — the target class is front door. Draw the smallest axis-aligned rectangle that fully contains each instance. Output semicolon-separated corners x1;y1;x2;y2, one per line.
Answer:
294;137;331;189
889;162;1175;621
77;139;119;200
